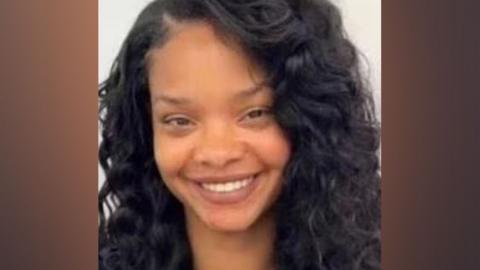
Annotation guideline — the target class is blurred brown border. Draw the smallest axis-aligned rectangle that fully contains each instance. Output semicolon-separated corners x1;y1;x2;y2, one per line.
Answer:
0;1;97;269
383;0;480;269
1;0;479;269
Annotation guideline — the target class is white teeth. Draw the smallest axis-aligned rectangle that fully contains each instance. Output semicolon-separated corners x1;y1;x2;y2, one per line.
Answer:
200;176;254;193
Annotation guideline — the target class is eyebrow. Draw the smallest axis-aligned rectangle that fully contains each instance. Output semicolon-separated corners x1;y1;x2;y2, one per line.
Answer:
234;82;267;99
152;92;191;105
152;82;268;105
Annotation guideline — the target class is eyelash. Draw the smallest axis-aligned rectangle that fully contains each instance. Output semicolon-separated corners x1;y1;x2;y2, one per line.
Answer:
241;107;272;121
160;107;272;129
162;116;194;127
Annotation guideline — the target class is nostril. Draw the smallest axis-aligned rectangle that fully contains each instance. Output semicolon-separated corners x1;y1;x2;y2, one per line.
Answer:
194;149;243;168
192;141;247;168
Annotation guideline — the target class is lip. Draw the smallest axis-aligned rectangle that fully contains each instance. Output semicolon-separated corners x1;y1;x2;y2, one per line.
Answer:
187;172;259;183
190;173;261;205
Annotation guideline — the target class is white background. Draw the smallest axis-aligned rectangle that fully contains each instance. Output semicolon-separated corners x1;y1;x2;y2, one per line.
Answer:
98;0;381;188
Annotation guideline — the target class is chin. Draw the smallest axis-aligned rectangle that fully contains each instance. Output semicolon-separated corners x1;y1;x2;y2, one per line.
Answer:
202;211;258;233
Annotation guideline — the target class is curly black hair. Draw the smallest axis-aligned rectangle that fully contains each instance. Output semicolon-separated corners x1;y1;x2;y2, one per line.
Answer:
99;0;380;269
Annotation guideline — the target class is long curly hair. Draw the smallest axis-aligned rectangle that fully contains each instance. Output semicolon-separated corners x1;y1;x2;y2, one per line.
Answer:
99;0;380;269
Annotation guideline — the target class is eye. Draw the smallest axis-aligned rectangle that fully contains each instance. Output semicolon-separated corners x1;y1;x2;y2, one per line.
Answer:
162;116;194;128
241;107;272;122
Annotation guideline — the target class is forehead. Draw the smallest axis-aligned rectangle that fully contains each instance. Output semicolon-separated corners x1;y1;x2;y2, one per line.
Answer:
147;22;266;99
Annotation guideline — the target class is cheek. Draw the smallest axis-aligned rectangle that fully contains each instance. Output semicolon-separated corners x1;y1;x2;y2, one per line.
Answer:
252;127;291;169
153;134;191;179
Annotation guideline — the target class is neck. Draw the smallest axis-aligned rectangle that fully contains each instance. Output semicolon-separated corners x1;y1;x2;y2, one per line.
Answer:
186;211;275;270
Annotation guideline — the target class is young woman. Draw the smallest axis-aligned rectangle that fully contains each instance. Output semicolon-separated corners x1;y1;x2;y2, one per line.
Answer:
99;1;380;269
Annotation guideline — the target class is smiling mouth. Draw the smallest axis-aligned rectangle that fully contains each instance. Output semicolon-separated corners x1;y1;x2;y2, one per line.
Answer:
199;175;255;193
189;172;261;204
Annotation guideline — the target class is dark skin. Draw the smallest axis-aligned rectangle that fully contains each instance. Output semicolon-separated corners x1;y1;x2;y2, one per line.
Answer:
148;22;290;270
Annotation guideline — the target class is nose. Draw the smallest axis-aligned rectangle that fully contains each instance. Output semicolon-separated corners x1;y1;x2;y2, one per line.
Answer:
192;122;246;168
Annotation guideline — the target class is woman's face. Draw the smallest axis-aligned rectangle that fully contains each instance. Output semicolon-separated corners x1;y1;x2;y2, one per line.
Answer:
148;22;290;232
